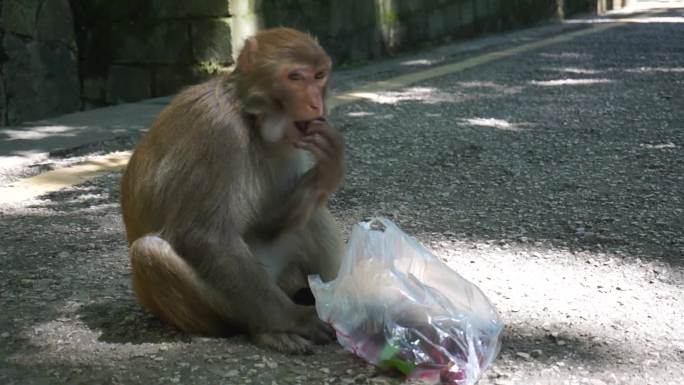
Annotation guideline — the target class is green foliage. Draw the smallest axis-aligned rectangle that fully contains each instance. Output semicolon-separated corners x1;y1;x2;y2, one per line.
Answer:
382;8;398;24
195;60;230;75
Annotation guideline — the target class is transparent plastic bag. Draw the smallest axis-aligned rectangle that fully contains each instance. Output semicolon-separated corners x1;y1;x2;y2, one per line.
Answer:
309;218;503;385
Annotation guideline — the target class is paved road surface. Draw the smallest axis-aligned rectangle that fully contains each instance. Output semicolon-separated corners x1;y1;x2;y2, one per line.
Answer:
1;2;682;385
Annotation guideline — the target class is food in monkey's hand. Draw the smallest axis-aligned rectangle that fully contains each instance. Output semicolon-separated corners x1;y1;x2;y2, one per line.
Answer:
295;117;326;135
309;218;503;385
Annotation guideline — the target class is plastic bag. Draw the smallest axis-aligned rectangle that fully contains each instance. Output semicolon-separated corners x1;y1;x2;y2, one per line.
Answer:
309;218;503;385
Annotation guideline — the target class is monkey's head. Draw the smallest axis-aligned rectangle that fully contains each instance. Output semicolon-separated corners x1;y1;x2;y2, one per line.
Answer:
234;28;332;144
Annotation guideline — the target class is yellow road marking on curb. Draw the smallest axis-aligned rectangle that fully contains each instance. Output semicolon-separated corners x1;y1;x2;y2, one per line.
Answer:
0;20;628;205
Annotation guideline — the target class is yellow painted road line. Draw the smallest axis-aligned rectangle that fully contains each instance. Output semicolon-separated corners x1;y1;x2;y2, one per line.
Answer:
0;20;629;205
0;151;130;205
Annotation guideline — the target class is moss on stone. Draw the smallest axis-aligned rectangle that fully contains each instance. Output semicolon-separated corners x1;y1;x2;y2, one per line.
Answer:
195;60;230;75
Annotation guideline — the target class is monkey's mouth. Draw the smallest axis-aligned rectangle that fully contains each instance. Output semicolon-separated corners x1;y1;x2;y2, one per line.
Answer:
294;117;326;135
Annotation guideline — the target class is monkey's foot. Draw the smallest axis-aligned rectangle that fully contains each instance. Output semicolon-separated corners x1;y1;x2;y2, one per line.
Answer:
253;332;315;354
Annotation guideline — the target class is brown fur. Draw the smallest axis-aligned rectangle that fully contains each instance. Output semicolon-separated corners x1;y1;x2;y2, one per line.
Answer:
120;28;344;354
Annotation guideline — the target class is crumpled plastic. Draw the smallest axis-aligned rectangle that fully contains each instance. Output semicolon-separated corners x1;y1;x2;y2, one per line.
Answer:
309;218;503;385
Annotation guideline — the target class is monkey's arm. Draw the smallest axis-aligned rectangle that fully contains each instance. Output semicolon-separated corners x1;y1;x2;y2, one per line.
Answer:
252;168;325;240
255;123;344;240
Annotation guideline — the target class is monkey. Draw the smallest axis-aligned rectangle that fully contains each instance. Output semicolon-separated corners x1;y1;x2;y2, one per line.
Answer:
119;27;345;354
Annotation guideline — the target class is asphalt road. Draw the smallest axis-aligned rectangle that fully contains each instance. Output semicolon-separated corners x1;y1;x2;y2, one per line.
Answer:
1;2;683;385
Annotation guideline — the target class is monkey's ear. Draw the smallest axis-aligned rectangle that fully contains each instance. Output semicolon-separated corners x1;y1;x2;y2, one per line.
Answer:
242;92;269;115
237;37;258;74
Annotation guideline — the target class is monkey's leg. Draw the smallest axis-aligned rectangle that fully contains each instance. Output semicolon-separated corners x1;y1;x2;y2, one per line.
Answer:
129;235;228;336
134;235;332;353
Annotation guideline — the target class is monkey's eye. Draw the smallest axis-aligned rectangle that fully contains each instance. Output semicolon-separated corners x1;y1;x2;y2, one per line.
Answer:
315;71;327;80
288;72;305;81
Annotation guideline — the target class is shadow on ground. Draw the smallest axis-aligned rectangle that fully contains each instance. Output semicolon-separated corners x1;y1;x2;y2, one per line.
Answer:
77;299;191;345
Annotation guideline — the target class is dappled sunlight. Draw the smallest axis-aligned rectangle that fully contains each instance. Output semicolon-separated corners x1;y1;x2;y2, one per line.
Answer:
0;153;49;173
457;117;531;131
346;111;376;118
640;142;678;150
541;66;683;76
530;78;614;86
345;110;396;121
428;239;683;361
346;87;465;105
625;66;684;73
0;125;84;141
344;82;525;106
544;67;603;75
0;183;118;215
539;52;592;60
457;81;524;95
400;59;437;67
0;152;130;205
8;303;185;366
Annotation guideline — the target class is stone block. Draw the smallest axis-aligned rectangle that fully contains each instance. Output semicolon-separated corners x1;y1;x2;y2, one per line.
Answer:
192;18;233;63
106;65;152;103
357;0;382;30
460;0;475;28
404;11;430;43
0;72;6;125
329;0;375;37
152;0;229;18
82;77;107;101
428;9;446;39
442;3;462;34
347;29;383;62
113;21;192;65
475;0;497;32
154;65;208;97
2;0;38;37
35;0;75;45
3;34;80;124
395;0;426;17
259;2;331;39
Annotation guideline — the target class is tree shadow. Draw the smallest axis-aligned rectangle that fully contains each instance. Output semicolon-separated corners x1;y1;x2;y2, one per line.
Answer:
77;299;191;344
496;322;639;371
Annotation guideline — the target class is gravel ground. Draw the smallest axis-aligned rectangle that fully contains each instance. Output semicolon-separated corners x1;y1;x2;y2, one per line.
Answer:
1;4;683;385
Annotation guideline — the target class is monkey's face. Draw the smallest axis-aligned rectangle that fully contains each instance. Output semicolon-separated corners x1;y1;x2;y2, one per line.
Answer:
273;64;330;144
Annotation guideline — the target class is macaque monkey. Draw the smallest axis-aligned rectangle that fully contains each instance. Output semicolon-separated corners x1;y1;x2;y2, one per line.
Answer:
120;28;345;354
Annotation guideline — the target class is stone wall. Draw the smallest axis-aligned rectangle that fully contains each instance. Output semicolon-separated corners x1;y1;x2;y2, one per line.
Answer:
70;0;233;109
243;0;632;64
0;0;80;126
0;0;632;126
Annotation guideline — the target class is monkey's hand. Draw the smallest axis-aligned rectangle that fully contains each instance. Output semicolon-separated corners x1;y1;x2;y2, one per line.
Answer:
295;120;345;198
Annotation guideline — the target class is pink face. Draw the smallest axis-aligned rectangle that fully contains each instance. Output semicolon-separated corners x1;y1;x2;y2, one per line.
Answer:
274;64;330;143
